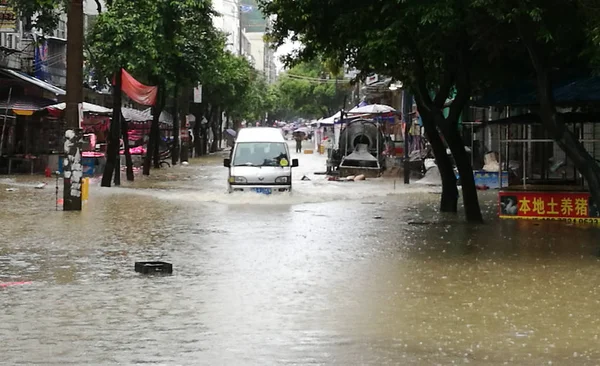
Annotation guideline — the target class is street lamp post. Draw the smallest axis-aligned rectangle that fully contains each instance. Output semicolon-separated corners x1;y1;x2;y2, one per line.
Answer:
63;0;84;211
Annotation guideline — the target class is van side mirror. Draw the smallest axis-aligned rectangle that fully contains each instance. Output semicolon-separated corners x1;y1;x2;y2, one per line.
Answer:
223;158;231;168
292;159;299;167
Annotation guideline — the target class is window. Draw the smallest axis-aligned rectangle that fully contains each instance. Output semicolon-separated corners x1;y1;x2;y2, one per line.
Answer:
6;34;13;49
232;142;288;167
55;20;66;39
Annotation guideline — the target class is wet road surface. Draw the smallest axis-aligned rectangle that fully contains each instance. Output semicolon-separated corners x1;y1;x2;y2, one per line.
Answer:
1;142;600;365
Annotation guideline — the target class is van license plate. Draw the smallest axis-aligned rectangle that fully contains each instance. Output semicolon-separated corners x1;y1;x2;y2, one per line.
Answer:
252;188;272;195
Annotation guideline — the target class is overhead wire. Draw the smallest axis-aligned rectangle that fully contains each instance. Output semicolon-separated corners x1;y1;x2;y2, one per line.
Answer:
281;73;352;83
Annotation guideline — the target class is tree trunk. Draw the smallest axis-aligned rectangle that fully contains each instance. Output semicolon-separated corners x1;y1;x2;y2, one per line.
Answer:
193;117;201;157
121;112;134;181
63;0;84;210
517;19;600;215
414;99;459;213
201;125;208;155
423;115;459;213
439;116;483;223
180;88;190;162
210;106;220;153
217;111;224;150
536;70;600;211
171;85;180;166
143;113;157;175
102;69;122;186
143;82;164;175
113;151;121;186
152;122;160;169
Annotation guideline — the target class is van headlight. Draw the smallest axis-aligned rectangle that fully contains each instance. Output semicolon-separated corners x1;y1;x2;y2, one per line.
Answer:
229;176;247;184
275;176;289;183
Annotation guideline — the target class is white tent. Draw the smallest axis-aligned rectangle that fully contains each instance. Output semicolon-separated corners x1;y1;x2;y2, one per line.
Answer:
320;111;342;125
348;104;396;114
45;102;112;114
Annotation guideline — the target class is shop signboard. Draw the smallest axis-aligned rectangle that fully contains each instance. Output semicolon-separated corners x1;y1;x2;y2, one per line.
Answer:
499;191;600;225
193;84;202;103
0;1;17;33
365;74;378;86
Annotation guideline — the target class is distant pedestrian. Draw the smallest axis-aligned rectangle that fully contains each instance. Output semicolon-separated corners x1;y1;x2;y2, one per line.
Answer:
294;134;303;153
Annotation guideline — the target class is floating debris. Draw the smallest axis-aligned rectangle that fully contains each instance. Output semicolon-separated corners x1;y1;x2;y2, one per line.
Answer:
0;281;32;288
135;261;173;275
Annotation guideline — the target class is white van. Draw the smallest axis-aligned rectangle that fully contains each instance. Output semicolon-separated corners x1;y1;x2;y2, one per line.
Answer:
224;127;299;194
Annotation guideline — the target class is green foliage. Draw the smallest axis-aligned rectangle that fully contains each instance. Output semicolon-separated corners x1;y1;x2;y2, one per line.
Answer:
273;59;351;119
8;0;66;35
87;0;223;89
87;0;268;124
260;0;480;115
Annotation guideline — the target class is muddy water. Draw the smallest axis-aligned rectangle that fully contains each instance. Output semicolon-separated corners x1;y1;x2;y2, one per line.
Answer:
1;145;600;365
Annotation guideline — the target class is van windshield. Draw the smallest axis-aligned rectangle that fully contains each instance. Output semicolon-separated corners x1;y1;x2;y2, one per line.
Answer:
232;142;289;167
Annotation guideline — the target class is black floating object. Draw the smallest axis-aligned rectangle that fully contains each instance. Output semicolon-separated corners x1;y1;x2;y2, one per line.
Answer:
135;261;173;275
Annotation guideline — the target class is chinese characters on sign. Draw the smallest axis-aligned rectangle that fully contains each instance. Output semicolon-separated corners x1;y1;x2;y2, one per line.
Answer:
499;191;600;224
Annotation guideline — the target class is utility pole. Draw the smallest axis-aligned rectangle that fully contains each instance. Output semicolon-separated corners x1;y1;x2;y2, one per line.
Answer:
63;0;84;211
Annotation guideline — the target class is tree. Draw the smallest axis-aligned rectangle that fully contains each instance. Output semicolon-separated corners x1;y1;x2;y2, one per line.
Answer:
274;59;352;120
197;51;257;153
261;0;485;222
8;0;65;34
87;0;223;177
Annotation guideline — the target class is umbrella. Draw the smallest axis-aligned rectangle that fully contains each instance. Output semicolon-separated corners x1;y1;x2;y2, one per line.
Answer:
348;104;396;114
224;129;237;138
294;127;310;134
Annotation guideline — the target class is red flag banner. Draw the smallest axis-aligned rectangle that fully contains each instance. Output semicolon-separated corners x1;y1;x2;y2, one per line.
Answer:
120;69;157;106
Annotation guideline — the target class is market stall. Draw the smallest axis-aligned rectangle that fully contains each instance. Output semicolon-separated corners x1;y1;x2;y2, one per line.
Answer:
492;116;600;224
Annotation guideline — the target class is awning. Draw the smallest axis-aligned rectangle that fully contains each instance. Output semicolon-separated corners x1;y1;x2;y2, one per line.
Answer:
143;107;173;125
45;102;112;115
0;68;66;96
0;95;57;115
122;107;152;122
475;75;600;107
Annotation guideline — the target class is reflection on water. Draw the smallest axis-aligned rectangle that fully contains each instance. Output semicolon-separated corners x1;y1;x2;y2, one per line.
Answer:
1;152;600;364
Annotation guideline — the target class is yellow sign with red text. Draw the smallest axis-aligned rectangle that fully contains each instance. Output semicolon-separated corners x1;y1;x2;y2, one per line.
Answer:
499;191;600;225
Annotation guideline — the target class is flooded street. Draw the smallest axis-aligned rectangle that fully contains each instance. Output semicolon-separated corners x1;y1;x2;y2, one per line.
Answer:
2;142;600;365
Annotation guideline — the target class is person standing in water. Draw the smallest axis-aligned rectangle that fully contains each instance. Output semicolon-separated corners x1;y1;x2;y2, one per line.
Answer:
294;133;303;153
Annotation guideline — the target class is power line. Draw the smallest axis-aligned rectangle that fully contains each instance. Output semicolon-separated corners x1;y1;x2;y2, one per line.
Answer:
282;73;351;83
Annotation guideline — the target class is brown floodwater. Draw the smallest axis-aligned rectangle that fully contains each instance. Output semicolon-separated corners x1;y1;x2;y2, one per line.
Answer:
1;148;599;365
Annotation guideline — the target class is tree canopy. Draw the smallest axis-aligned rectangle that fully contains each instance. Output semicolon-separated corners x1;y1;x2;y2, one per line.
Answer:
261;0;487;221
273;59;352;120
261;0;600;221
8;0;65;34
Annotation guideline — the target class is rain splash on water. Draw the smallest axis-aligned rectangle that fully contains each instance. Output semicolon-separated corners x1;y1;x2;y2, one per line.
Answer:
1;145;599;364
